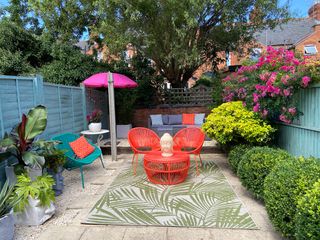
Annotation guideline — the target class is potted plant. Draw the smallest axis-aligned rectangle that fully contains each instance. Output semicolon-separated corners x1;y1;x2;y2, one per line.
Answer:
11;174;55;226
0;105;48;179
115;89;137;138
43;149;66;196
0;181;20;240
87;109;103;132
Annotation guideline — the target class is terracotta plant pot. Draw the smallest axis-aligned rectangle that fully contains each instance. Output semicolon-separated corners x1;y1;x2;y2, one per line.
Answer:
88;122;102;132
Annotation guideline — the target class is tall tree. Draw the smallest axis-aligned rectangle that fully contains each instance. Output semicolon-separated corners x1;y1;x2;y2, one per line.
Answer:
26;0;290;86
96;0;289;86
28;0;98;42
2;0;43;35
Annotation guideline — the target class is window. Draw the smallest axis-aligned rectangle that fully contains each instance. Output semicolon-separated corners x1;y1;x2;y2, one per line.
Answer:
304;45;318;55
250;48;262;60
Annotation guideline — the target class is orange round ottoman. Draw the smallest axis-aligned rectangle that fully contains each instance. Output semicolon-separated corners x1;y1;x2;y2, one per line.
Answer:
143;151;190;185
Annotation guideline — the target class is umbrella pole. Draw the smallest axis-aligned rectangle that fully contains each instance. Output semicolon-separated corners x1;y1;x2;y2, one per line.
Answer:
108;72;117;161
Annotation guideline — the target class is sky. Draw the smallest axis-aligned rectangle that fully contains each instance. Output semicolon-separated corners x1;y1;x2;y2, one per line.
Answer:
0;0;316;17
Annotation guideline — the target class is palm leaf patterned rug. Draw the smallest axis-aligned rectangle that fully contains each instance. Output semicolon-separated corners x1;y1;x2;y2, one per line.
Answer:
83;161;257;229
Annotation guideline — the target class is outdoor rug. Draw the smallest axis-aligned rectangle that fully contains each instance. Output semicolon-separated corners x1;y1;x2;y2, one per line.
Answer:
83;161;257;229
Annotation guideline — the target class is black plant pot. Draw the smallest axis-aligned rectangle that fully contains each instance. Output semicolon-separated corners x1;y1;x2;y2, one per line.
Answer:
47;167;64;196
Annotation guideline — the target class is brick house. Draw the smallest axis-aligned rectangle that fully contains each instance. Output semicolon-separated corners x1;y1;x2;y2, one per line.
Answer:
228;2;320;67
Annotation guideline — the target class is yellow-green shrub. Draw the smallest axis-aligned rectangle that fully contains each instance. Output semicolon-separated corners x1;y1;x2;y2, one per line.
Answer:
202;101;275;145
296;180;320;240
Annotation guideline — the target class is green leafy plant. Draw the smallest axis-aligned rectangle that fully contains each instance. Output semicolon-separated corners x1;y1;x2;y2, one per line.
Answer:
11;174;55;212
237;147;291;200
202;101;275;146
264;156;320;238
296;180;320;240
0;105;47;169
0;181;20;218
43;149;66;173
228;144;254;173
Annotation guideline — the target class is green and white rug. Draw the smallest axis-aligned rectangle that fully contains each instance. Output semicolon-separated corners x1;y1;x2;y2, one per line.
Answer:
84;161;257;229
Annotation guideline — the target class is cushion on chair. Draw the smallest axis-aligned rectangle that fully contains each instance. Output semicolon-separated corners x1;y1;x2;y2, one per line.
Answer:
168;115;182;125
150;114;163;125
195;113;205;125
69;136;95;159
182;113;195;125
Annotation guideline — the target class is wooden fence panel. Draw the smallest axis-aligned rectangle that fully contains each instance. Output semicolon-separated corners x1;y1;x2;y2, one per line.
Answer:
163;85;213;106
278;84;320;158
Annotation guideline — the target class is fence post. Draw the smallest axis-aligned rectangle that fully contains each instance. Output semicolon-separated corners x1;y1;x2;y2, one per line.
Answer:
35;75;44;105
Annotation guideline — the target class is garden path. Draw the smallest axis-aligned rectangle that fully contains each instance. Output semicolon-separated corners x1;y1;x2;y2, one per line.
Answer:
14;149;283;240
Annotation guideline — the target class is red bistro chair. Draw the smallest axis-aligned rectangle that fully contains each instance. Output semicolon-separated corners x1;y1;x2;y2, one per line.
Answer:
173;127;205;175
128;127;161;175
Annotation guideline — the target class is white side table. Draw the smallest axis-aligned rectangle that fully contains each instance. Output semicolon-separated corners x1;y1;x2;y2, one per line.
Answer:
81;129;109;168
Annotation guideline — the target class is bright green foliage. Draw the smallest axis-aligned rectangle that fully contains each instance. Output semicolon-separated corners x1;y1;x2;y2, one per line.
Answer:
228;144;254;173
40;42;106;86
296;180;320;240
11;174;55;212
237;147;291;200
0;181;19;218
202;101;275;145
0;48;33;75
28;0;97;42
264;157;320;238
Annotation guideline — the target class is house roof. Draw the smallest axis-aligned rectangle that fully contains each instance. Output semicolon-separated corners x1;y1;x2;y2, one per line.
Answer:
255;18;318;46
75;40;90;53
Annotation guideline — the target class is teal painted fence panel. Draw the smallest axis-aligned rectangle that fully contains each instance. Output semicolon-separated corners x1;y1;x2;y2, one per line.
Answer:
0;75;87;139
278;84;320;157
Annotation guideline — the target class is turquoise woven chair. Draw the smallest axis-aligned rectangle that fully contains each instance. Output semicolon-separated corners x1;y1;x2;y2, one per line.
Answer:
52;133;105;189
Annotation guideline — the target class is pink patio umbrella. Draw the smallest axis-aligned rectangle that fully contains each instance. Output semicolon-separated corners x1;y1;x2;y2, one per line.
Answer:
83;72;138;161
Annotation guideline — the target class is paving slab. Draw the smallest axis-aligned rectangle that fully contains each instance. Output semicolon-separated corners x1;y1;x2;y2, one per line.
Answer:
122;226;167;240
38;226;88;240
167;227;214;240
80;226;127;240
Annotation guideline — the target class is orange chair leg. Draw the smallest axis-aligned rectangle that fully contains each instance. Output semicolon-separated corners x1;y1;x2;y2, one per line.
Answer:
131;153;136;165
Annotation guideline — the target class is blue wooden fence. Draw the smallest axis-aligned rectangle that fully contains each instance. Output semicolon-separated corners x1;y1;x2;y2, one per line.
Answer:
278;84;320;158
0;75;87;138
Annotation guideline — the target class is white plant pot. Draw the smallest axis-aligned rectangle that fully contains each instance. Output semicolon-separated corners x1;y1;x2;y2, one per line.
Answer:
116;124;132;139
0;213;14;240
13;197;55;226
88;122;102;132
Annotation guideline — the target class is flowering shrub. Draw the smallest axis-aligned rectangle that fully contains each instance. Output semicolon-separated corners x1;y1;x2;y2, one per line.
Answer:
202;101;275;145
86;109;103;124
222;47;312;123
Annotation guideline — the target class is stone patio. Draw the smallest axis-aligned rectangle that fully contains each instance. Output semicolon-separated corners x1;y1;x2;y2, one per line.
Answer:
14;144;284;240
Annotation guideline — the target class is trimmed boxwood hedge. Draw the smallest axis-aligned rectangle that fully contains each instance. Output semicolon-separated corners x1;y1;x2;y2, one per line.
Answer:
237;147;291;200
295;180;320;240
228;144;253;173
264;156;320;238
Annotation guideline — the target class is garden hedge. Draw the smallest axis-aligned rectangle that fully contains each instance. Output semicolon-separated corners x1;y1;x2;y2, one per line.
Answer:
237;147;291;200
264;156;320;238
295;180;320;240
228;144;253;173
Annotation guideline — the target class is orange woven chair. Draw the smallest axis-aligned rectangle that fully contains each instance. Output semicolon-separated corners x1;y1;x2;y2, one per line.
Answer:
128;127;161;175
173;127;205;175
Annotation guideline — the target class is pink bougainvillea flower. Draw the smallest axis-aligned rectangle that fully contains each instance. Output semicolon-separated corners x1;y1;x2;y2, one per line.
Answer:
261;109;269;118
283;88;291;97
288;107;297;115
253;103;260;112
301;76;311;87
281;74;290;85
253;93;260;102
279;114;291;124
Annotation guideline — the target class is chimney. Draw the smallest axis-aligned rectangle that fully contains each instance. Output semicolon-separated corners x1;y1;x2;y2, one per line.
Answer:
308;2;320;21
